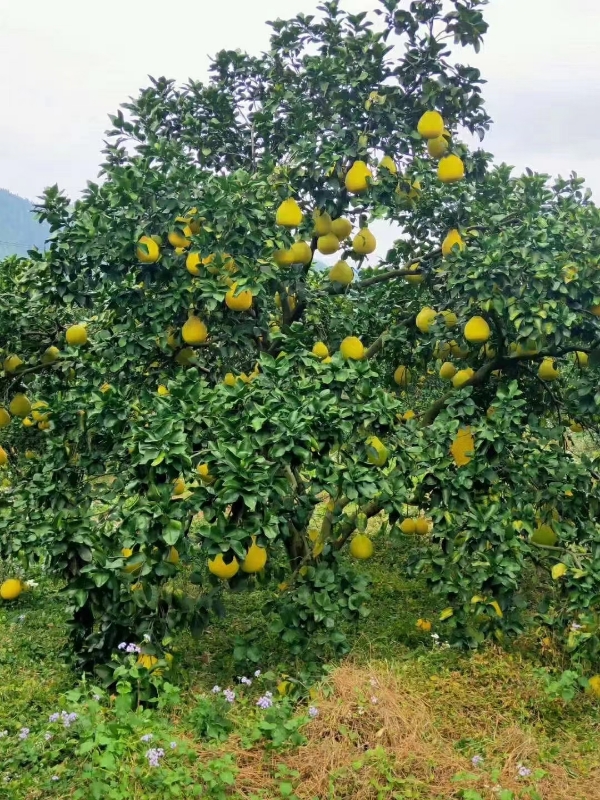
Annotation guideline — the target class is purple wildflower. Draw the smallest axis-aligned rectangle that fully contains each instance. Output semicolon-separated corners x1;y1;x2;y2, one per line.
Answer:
239;676;252;686
61;711;78;728
211;685;221;694
146;747;165;767
117;642;127;650
472;755;484;767
169;741;177;749
256;694;273;709
140;733;153;742
254;669;261;677
518;764;532;778
126;643;141;654
49;713;60;723
18;728;29;740
308;706;319;718
223;689;236;703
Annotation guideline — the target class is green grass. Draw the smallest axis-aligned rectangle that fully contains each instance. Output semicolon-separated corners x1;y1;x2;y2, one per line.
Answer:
1;528;600;799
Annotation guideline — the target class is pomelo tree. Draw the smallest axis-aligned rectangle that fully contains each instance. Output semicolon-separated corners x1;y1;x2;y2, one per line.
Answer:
2;0;600;676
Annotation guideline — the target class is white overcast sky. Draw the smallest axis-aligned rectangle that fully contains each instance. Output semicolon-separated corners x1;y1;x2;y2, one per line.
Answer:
1;0;599;206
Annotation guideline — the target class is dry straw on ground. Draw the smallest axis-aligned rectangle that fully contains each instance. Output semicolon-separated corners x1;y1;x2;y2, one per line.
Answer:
203;659;600;799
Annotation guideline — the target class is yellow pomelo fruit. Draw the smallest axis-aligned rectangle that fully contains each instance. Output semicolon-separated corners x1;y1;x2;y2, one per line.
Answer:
415;518;429;535
450;341;469;359
416;307;437;333
3;355;23;373
439;362;457;380
41;346;60;364
241;537;268;573
168;226;192;249
417;110;444;139
394;365;411;387
313;210;332;236
379;155;397;174
0;446;8;466
574;351;588;368
441;229;465;257
427;135;448;158
197;463;215;484
402;410;415;421
290;241;312;265
329;260;354;285
551;562;567;580
173;478;185;496
450;426;475;466
400;518;416;535
225;284;253;311
136;235;160;263
322;356;332;364
317;233;340;255
438;154;465;183
352;228;376;255
9;394;31;418
166;547;179;565
452;368;475;388
312;342;329;359
66;324;87;346
25;450;36;459
434;341;451;359
32;401;49;422
331;217;352;240
366;435;388;466
464;316;490;344
186;252;202;276
137;654;159;670
223;373;236;387
405;263;424;285
274;292;297;313
157;385;169;396
274;248;295;267
340;336;365;360
349;534;374;559
345;160;372;193
442;310;458;328
122;548;142;574
531;524;557;547
587;675;600;697
538;357;559;381
0;408;10;428
182;316;207;345
276;198;303;228
208;553;240;579
0;579;22;601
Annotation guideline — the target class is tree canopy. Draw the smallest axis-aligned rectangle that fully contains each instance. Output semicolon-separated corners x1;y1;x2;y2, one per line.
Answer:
1;0;600;680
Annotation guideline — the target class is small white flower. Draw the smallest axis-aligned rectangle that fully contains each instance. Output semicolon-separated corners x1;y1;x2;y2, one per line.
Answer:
370;696;378;704
25;580;38;588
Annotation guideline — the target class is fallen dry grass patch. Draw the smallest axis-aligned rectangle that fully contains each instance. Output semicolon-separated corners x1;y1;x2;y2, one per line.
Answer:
205;658;600;799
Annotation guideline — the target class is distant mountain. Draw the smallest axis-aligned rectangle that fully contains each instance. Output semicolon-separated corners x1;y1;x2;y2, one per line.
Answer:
0;189;49;259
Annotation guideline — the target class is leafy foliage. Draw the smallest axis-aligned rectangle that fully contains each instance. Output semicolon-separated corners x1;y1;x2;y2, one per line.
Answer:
1;0;600;680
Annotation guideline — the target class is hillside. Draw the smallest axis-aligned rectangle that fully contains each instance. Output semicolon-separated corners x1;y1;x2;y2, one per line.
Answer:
0;188;48;259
